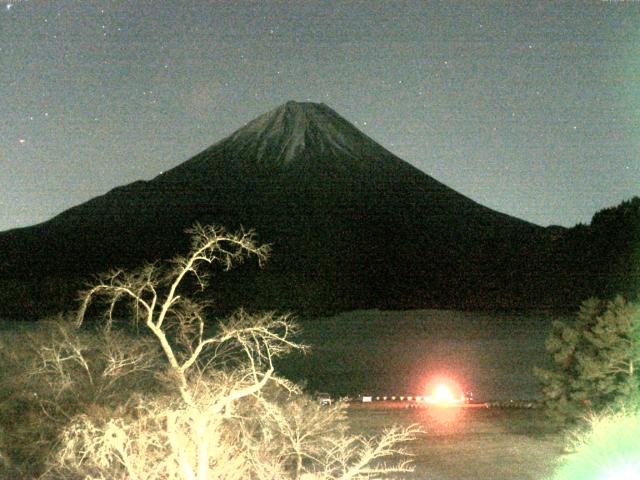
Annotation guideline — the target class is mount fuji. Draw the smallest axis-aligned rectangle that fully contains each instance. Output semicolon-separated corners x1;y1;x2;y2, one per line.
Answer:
0;101;553;316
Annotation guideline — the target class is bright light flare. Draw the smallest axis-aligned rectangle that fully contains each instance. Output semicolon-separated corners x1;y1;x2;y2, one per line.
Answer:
420;377;466;428
431;384;462;404
424;378;464;405
601;461;640;480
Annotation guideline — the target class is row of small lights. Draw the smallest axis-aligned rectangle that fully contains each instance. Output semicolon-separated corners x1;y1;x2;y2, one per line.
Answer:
363;394;468;402
369;395;424;401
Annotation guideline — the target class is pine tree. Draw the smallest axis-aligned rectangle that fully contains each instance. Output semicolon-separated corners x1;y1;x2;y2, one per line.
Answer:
535;296;640;426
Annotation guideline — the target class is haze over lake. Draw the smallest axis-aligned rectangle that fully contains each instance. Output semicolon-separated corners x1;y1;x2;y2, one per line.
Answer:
278;309;562;401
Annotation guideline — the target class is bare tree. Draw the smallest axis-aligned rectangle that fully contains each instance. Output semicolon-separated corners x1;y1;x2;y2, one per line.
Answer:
42;223;420;479
0;315;164;479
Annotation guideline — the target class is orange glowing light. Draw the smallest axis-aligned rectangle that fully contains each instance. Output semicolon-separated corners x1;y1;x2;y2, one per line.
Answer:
424;378;464;405
432;384;458;403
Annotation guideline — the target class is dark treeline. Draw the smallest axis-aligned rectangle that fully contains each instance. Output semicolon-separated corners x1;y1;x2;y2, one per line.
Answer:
0;197;637;320
546;196;640;307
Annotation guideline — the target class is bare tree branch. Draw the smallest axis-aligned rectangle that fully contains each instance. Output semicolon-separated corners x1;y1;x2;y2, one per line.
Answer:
42;223;421;480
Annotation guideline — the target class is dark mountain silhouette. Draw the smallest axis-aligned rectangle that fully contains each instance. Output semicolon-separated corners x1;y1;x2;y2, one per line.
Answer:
0;101;619;318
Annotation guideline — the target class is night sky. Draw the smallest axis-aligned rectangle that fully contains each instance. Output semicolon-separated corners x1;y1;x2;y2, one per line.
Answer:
2;0;638;232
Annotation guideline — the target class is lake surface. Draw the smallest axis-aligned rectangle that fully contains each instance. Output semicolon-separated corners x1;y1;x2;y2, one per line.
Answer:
277;309;567;401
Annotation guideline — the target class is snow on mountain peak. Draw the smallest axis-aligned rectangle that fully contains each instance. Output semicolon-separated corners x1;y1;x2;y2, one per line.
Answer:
224;101;374;166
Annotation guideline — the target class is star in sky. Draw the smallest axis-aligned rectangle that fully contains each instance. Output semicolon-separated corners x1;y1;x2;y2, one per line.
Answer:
0;1;638;231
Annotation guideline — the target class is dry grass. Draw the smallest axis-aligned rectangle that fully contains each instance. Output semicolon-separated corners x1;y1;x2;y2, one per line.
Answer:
346;405;565;480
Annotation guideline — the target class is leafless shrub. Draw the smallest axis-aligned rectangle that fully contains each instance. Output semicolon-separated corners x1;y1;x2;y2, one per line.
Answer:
37;224;420;479
0;315;163;479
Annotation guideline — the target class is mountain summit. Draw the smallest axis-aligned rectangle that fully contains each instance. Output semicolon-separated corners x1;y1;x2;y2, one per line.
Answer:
0;101;551;316
221;101;374;166
164;101;414;184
